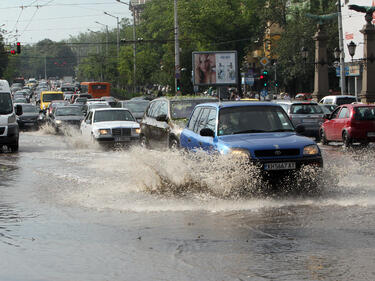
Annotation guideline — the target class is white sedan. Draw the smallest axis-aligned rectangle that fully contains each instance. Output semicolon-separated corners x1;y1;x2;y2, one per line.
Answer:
80;108;141;145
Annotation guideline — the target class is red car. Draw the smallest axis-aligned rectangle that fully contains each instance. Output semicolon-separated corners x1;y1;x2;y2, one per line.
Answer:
320;104;375;146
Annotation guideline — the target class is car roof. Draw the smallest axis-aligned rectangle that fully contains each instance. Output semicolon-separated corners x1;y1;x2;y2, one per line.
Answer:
344;103;375;108
322;95;356;99
152;96;218;102
91;107;129;112
194;101;283;109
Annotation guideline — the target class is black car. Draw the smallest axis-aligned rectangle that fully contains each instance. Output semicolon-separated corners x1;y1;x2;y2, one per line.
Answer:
140;96;218;149
117;100;149;122
49;106;85;132
15;103;40;129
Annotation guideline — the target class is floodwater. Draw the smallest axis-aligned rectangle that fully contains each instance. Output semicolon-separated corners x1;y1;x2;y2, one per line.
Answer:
0;127;375;281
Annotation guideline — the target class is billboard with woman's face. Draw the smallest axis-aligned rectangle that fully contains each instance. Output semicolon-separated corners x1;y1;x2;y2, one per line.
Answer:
192;51;238;86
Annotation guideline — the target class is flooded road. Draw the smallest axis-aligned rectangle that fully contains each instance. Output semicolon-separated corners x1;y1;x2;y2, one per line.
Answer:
1;129;375;280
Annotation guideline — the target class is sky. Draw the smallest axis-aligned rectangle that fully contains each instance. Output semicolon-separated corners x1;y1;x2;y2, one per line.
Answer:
0;0;133;45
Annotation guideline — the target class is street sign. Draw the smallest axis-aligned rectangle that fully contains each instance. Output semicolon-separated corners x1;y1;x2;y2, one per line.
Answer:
336;64;361;77
260;89;268;97
260;57;269;66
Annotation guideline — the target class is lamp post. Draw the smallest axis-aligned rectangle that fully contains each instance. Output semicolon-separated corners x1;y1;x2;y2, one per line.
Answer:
104;11;119;59
301;47;309;63
115;0;137;94
347;41;357;61
95;21;109;56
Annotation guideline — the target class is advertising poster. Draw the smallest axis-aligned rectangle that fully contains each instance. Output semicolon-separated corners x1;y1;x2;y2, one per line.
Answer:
192;51;238;86
342;0;375;62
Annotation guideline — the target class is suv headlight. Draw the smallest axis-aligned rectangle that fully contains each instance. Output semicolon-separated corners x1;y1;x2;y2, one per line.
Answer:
229;148;251;159
132;128;141;135
303;144;319;155
99;129;110;135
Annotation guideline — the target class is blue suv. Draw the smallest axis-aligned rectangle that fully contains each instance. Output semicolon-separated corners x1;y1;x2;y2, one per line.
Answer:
180;102;323;179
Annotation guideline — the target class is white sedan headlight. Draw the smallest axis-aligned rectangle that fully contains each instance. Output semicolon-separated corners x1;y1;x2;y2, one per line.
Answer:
99;129;110;135
303;144;319;155
55;120;62;124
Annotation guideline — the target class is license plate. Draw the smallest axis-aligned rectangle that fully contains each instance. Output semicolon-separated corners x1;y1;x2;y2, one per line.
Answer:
264;162;296;171
302;119;317;123
115;136;130;142
367;132;375;137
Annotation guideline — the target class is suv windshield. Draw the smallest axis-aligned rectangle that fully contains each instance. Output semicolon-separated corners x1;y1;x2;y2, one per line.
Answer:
94;110;134;122
122;101;149;112
21;104;38;113
55;107;83;116
0;93;13;114
354;107;375;121
218;106;294;136
43;93;64;102
290;104;323;114
171;99;215;119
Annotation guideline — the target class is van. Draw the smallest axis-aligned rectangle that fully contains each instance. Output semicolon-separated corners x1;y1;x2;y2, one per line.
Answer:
0;80;23;151
39;91;64;112
319;95;358;106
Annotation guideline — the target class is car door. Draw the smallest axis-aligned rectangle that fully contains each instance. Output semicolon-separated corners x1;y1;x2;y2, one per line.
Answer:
181;107;203;150
194;107;217;151
335;106;350;141
324;107;341;140
141;100;159;147
153;100;170;149
81;111;93;137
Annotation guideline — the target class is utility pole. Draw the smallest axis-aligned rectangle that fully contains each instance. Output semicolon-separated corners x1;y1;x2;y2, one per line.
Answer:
337;0;346;95
104;12;119;59
174;0;180;93
95;21;109;56
44;56;47;80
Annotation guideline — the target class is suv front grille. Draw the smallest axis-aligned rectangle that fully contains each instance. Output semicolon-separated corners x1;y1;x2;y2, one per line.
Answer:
112;128;131;136
255;149;300;157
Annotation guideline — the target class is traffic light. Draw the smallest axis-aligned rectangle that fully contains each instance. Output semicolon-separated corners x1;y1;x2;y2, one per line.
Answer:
176;79;181;92
262;70;268;87
16;42;21;54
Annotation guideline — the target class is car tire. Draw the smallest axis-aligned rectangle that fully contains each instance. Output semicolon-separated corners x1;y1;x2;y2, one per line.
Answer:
9;141;19;152
140;135;149;149
320;129;329;145
342;131;352;147
169;137;179;149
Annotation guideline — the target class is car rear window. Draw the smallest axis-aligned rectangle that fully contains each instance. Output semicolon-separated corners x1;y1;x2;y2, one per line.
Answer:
354;107;375;121
336;97;357;105
290;104;323;114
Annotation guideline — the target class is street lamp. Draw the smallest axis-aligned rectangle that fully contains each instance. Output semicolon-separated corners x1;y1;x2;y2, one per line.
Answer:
104;11;119;59
347;41;357;61
95;21;109;56
115;0;137;94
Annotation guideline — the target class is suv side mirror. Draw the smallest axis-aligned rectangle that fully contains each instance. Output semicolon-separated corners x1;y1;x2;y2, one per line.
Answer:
323;113;331;120
295;124;305;134
156;114;168;122
200;128;215;137
15;105;23;116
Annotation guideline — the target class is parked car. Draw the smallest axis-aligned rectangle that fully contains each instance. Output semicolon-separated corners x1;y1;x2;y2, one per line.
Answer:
117;100;150;122
273;100;324;141
180;101;323;184
80;108;140;146
319;95;358;106
140;96;218;149
49;105;85;132
320;104;375;147
15;103;40;129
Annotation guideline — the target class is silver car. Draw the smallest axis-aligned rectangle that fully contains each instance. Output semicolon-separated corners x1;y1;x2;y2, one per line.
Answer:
273;100;324;141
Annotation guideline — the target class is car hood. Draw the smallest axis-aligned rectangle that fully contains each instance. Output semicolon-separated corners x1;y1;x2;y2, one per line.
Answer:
55;116;84;121
218;132;316;151
92;121;140;129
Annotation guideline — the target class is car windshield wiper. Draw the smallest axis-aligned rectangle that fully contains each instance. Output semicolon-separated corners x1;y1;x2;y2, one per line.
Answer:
233;129;267;134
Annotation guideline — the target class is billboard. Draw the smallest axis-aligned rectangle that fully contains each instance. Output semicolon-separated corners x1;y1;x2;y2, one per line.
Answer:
192;51;238;86
342;0;375;62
